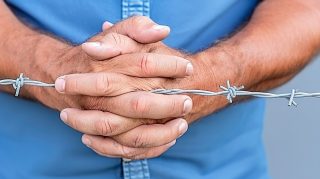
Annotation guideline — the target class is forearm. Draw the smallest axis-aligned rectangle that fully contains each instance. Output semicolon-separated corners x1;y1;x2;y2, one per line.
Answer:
0;1;69;97
216;0;320;91
186;0;320;122
0;0;35;78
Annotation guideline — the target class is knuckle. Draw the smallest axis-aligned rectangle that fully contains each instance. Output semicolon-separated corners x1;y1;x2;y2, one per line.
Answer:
131;16;150;27
133;132;148;148
95;73;111;95
66;77;79;93
173;58;179;75
130;94;151;116
94;118;114;136
139;53;155;75
130;16;151;38
169;97;179;115
108;33;123;47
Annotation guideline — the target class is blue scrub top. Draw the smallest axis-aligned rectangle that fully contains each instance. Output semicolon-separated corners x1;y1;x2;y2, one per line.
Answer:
0;0;269;179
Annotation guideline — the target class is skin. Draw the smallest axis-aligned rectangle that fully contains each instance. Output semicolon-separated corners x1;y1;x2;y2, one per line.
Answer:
0;3;192;158
1;0;320;160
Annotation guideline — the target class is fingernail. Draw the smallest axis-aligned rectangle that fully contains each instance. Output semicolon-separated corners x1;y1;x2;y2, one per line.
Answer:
60;110;68;123
186;63;193;76
168;140;176;147
102;21;113;30
183;98;193;115
178;120;188;137
152;24;170;31
83;42;101;48
55;76;65;93
82;136;91;146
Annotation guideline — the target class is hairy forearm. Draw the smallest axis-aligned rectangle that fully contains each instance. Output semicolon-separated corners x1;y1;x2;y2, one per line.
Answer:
0;0;35;78
219;0;320;90
0;1;69;98
186;0;320;122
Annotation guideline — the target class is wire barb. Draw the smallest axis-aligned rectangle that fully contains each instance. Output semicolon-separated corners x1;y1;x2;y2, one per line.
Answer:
219;80;244;103
288;89;297;107
13;73;25;96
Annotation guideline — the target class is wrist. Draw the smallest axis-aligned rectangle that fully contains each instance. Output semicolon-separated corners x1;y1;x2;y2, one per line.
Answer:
0;25;41;95
29;35;72;81
26;36;95;110
200;40;264;90
23;35;73;108
179;44;252;123
193;45;243;90
172;47;238;123
1;29;71;104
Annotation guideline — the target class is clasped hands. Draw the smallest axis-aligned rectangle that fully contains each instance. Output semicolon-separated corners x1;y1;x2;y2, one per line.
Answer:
48;16;218;160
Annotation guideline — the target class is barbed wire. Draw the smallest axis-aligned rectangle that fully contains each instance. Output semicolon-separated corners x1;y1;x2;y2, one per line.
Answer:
1;74;320;106
0;73;55;96
152;80;320;107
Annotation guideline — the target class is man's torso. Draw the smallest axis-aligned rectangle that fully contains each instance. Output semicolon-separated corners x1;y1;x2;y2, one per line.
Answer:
0;1;269;178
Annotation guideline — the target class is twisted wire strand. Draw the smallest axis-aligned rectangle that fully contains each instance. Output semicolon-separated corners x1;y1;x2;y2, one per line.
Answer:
152;81;320;107
1;74;320;106
0;73;54;96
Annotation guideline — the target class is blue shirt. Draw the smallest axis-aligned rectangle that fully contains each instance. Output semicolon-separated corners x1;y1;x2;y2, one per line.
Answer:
1;1;269;179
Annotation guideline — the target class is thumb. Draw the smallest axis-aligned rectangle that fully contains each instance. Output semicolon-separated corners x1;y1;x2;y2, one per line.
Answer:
101;16;170;44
